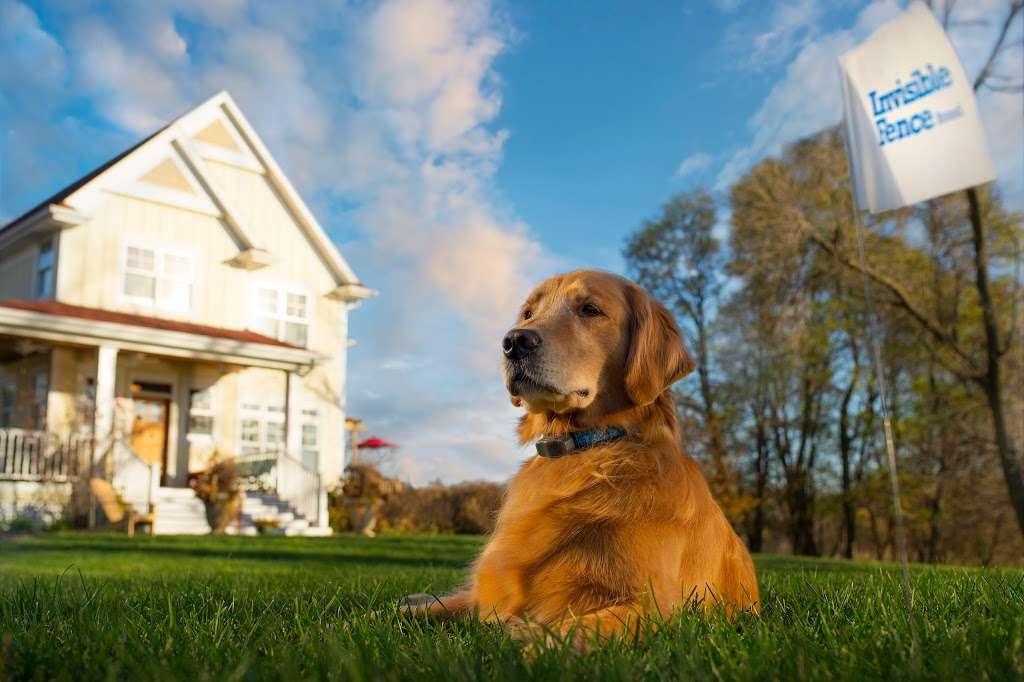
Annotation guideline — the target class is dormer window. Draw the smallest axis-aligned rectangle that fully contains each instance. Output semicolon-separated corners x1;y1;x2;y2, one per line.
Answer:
251;285;310;347
34;239;55;299
122;243;194;312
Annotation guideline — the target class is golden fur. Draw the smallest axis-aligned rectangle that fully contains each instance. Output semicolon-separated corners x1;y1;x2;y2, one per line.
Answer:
409;270;759;646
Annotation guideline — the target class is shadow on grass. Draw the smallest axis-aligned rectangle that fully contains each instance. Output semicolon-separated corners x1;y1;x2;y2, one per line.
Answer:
0;539;472;570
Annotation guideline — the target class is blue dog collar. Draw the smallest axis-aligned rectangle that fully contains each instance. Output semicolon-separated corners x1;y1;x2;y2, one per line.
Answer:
535;426;628;458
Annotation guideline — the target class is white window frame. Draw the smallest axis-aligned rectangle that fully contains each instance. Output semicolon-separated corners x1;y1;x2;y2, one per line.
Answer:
237;401;286;457
75;376;96;436
186;386;216;442
34;238;55;299
0;381;15;428
300;407;320;471
32;370;48;430
119;240;197;313
249;283;313;348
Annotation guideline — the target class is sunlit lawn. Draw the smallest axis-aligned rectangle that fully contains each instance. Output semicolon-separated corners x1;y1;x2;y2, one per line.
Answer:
0;532;1022;680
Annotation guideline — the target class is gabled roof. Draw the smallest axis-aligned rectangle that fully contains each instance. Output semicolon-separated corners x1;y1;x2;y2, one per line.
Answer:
0;92;370;300
0;123;173;236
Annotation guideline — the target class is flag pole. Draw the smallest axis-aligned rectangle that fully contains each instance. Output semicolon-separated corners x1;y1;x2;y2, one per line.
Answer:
840;69;916;652
851;210;912;582
849;204;918;659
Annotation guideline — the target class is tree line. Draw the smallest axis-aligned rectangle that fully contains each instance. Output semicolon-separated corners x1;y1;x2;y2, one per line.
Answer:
622;0;1023;565
624;127;1022;565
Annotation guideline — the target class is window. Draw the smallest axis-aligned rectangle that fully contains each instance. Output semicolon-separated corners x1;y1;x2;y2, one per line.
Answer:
75;377;96;435
187;387;215;438
237;402;285;456
301;408;319;471
32;370;48;430
240;419;261;453
0;382;14;428
123;244;194;311
251;286;310;347
300;426;318;471
34;239;55;298
130;381;172;396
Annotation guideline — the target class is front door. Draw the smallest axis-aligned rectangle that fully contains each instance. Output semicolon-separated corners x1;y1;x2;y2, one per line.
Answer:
131;398;169;483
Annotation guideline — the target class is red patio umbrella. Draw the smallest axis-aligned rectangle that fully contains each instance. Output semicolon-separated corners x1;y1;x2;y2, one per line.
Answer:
357;437;399;449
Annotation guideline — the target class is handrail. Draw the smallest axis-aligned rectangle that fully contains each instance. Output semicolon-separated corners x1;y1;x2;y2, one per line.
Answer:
105;438;159;519
0;429;93;482
235;450;321;525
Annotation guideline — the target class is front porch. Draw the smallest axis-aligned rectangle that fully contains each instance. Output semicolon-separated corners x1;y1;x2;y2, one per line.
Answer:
0;300;333;534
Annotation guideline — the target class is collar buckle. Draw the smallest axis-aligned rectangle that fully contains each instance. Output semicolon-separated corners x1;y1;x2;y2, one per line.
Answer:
536;435;574;458
535;427;629;458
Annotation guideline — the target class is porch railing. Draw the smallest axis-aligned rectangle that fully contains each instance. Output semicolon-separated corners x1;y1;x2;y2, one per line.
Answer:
0;428;94;482
236;451;321;526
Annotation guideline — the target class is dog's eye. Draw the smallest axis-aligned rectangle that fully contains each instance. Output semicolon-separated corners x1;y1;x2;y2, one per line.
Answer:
580;303;603;317
523;309;532;320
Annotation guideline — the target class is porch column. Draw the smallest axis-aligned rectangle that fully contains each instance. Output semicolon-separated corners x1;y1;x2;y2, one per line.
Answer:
93;344;118;475
284;370;302;458
46;347;77;438
337;305;349;471
284;369;328;529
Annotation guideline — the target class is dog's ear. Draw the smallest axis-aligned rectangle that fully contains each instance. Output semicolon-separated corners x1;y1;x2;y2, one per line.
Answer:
624;284;695;406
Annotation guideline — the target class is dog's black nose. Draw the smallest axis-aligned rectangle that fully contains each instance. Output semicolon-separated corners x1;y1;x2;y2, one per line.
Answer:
503;329;541;359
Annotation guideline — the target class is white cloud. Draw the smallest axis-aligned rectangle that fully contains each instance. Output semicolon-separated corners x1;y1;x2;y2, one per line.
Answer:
712;0;743;13
0;1;65;92
745;0;823;71
343;0;556;380
673;151;713;180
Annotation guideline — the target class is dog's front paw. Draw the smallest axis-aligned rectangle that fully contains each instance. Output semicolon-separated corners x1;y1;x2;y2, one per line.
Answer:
503;615;567;653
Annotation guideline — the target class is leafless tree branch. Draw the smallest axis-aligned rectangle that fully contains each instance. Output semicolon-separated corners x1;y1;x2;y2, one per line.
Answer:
973;0;1024;92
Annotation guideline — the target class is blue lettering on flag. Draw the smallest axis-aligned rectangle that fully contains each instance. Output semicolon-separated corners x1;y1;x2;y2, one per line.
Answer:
866;63;955;147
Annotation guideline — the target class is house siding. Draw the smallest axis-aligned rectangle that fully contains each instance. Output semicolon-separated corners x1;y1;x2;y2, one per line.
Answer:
56;194;243;328
50;157;348;486
0;242;37;299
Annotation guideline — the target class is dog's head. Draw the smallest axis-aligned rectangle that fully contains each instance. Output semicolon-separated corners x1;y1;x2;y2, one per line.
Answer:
502;270;694;418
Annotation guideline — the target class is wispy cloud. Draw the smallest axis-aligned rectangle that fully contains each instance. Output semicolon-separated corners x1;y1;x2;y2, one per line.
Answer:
711;0;743;13
672;152;713;180
748;0;823;70
719;0;827;73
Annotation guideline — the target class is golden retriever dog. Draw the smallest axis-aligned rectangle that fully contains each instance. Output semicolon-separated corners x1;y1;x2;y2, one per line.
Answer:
406;269;758;646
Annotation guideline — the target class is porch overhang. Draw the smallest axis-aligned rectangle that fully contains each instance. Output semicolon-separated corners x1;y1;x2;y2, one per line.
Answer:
0;303;320;371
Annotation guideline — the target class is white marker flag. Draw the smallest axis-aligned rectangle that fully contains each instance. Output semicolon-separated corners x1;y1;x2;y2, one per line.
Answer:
839;1;995;214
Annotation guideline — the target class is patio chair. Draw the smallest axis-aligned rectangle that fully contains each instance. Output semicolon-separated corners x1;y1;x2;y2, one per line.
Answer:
89;478;155;537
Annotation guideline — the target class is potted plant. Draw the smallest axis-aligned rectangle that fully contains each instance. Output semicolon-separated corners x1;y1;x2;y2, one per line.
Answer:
254;517;281;535
189;453;242;534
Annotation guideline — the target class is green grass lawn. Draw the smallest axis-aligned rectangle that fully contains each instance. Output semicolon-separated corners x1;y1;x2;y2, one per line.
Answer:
0;533;1021;681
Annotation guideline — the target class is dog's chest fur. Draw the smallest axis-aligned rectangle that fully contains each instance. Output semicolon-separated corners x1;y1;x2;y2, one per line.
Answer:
483;453;659;613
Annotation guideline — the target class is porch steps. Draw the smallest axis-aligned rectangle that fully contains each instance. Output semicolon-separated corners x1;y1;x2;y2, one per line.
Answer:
152;486;212;535
149;487;329;536
231;491;329;537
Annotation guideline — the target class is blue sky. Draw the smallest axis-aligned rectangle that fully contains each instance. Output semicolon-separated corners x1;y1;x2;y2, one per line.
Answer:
1;0;1021;484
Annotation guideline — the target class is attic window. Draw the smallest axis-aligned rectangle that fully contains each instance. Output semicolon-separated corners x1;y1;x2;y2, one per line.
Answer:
123;244;195;312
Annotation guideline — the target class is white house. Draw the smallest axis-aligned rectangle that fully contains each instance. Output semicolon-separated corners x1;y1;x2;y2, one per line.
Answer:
0;92;371;534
